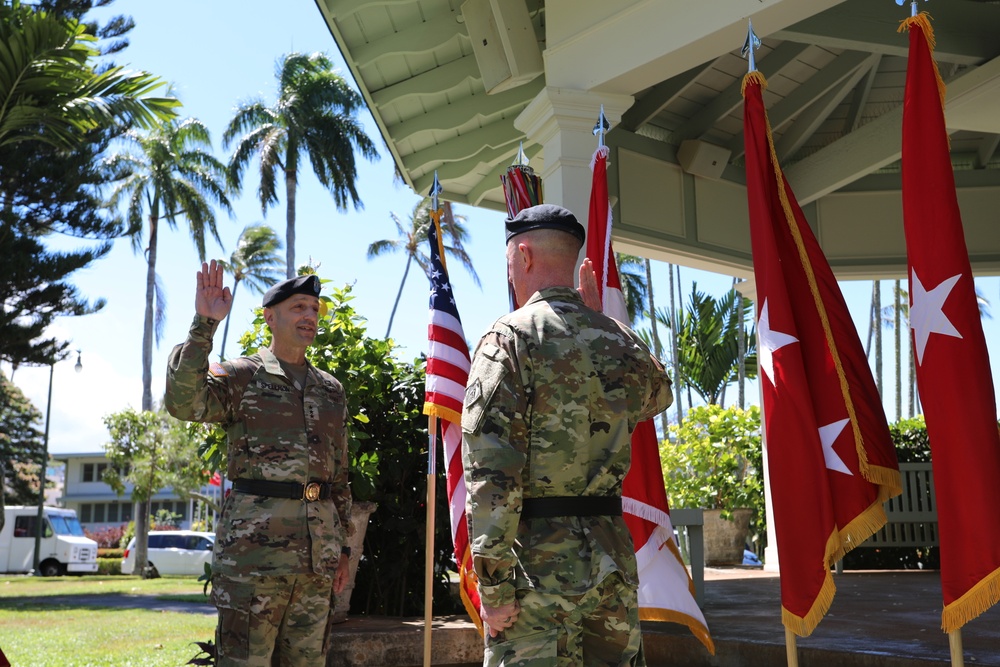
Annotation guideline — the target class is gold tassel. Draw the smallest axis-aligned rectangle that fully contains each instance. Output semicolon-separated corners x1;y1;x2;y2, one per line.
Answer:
742;70;767;98
941;565;1000;633
899;13;947;116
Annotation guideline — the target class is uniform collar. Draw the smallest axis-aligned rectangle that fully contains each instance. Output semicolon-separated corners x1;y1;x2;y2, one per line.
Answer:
259;346;312;382
523;286;581;306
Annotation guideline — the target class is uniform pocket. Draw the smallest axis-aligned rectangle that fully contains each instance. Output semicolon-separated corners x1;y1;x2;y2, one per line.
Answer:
462;343;510;435
211;577;254;660
484;627;559;666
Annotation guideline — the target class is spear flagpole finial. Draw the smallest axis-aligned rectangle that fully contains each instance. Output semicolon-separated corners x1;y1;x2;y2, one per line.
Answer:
896;0;927;17
742;19;761;73
513;141;528;167
593;104;610;149
430;170;442;208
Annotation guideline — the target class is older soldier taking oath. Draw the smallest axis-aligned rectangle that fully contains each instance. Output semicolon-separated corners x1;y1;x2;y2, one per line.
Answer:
165;261;353;667
462;205;673;666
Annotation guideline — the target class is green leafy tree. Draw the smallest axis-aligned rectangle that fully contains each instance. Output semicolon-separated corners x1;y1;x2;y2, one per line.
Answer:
223;52;378;278
217;223;283;361
366;198;479;338
658;284;758;407
103;406;212;578
0;0;176;150
106;118;232;413
0;370;45;505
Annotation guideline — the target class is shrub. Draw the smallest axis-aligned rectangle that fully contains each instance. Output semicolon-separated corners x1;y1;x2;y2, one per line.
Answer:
98;548;124;560
661;404;765;550
97;557;122;575
85;524;126;548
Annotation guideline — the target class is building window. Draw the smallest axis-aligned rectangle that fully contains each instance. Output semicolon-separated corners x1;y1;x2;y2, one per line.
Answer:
93;504;105;523
107;503;119;523
82;464;94;482
120;503;133;522
80;504;92;523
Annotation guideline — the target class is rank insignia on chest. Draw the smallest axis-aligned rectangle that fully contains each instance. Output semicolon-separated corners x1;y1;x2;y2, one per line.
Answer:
209;362;228;377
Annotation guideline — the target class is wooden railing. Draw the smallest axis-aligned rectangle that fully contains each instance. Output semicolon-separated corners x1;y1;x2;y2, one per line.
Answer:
863;461;938;548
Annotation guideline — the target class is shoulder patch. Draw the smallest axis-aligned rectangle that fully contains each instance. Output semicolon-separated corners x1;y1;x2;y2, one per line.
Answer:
209;362;229;377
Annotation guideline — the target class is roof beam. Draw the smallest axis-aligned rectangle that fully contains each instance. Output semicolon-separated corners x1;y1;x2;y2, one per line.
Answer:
775;65;866;163
620;62;712;132
403;121;524;173
671;42;809;144
390;78;543;142
411;141;530;194
975;136;1000;170
370;56;481;107
352;9;466;66
843;55;881;133
773;0;1000;66
323;0;415;20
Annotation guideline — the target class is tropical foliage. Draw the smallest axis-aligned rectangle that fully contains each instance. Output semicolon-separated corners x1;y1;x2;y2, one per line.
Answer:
223;52;378;277
0;370;45;506
367;198;479;337
0;0;176;150
657;284;757;407
660;404;766;549
217;224;284;361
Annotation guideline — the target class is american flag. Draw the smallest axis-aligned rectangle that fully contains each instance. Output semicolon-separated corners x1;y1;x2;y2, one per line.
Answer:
421;202;482;630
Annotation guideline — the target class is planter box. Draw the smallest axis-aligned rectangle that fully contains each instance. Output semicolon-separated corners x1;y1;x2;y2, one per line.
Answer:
703;508;752;566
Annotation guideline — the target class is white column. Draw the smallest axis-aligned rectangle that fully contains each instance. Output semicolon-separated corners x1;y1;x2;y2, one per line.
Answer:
513;87;633;221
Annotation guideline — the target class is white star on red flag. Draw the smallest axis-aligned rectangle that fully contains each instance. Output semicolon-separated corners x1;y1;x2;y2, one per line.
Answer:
757;299;799;386
910;270;963;364
818;418;851;476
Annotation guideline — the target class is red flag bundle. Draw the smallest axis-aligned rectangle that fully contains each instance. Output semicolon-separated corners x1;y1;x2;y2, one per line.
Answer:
742;70;901;637
422;196;481;632
900;13;1000;632
500;146;543;218
587;144;714;653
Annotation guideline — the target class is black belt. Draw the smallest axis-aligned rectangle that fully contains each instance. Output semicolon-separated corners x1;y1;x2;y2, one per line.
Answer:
521;496;622;518
232;478;333;502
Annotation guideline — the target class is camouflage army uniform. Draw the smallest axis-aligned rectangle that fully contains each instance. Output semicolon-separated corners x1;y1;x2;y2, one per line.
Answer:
462;287;672;667
165;315;353;667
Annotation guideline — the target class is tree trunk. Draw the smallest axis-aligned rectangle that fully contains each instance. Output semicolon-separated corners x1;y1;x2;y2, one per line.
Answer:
669;263;683;426
874;280;883;397
285;159;297;279
644;258;668;435
219;279;241;362
894;280;902;422
386;255;413;339
909;341;917;418
136;210;158;579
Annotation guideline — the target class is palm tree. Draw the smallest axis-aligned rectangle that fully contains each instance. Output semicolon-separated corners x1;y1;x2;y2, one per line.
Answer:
0;1;176;150
218;224;284;361
224;52;378;278
106;118;231;578
367;198;480;338
658;284;758;407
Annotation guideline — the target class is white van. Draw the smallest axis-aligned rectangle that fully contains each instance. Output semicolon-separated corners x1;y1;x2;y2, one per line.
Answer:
121;530;214;577
0;506;99;576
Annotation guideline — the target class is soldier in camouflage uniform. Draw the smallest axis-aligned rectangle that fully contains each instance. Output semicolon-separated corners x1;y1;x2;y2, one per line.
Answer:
462;205;672;666
165;261;353;667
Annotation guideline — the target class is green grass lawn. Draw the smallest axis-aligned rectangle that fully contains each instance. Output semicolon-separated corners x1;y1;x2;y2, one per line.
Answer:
0;576;216;667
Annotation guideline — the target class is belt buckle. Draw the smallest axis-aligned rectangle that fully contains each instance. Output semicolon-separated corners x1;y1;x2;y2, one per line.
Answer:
303;482;321;502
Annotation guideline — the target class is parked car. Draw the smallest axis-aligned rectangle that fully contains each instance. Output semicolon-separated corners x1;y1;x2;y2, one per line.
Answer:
122;530;214;577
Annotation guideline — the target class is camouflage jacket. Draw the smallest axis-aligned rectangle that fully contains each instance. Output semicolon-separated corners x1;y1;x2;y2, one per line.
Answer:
165;315;353;578
462;287;672;607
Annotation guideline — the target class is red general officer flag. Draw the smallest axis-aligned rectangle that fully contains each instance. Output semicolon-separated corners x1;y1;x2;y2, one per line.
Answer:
587;143;714;653
900;13;1000;632
743;70;901;637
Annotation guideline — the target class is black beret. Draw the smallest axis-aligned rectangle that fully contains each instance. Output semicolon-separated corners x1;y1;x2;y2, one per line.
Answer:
261;275;321;307
505;204;585;245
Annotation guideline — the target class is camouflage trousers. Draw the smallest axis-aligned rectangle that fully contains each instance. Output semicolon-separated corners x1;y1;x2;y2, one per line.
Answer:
483;572;644;667
212;572;336;667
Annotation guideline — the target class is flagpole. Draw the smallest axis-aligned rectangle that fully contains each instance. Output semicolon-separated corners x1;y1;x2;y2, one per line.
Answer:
423;414;438;667
785;627;799;667
949;630;964;667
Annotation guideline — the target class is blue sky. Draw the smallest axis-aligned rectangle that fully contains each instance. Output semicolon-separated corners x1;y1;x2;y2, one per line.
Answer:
6;0;999;455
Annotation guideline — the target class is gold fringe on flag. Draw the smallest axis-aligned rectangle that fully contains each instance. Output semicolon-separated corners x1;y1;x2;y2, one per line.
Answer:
781;529;840;637
942;564;1000;633
899;13;946;110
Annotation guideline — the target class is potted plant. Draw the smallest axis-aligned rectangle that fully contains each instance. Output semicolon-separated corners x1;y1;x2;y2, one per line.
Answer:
659;404;764;565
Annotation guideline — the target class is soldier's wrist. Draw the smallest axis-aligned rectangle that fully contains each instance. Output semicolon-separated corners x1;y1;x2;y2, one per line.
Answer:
340;546;351;558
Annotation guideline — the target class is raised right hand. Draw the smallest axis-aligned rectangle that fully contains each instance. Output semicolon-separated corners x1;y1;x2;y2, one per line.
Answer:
195;260;233;321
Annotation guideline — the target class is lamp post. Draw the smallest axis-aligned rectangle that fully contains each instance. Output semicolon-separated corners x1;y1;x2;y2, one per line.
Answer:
32;350;82;576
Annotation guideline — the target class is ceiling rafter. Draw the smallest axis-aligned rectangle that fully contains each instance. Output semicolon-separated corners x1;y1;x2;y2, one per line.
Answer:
411;140;529;194
324;0;421;20
843;54;882;133
352;8;466;66
390;77;543;142
670;42;810;145
620;62;713;132
403;121;523;172
975;135;1000;169
370;55;480;107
